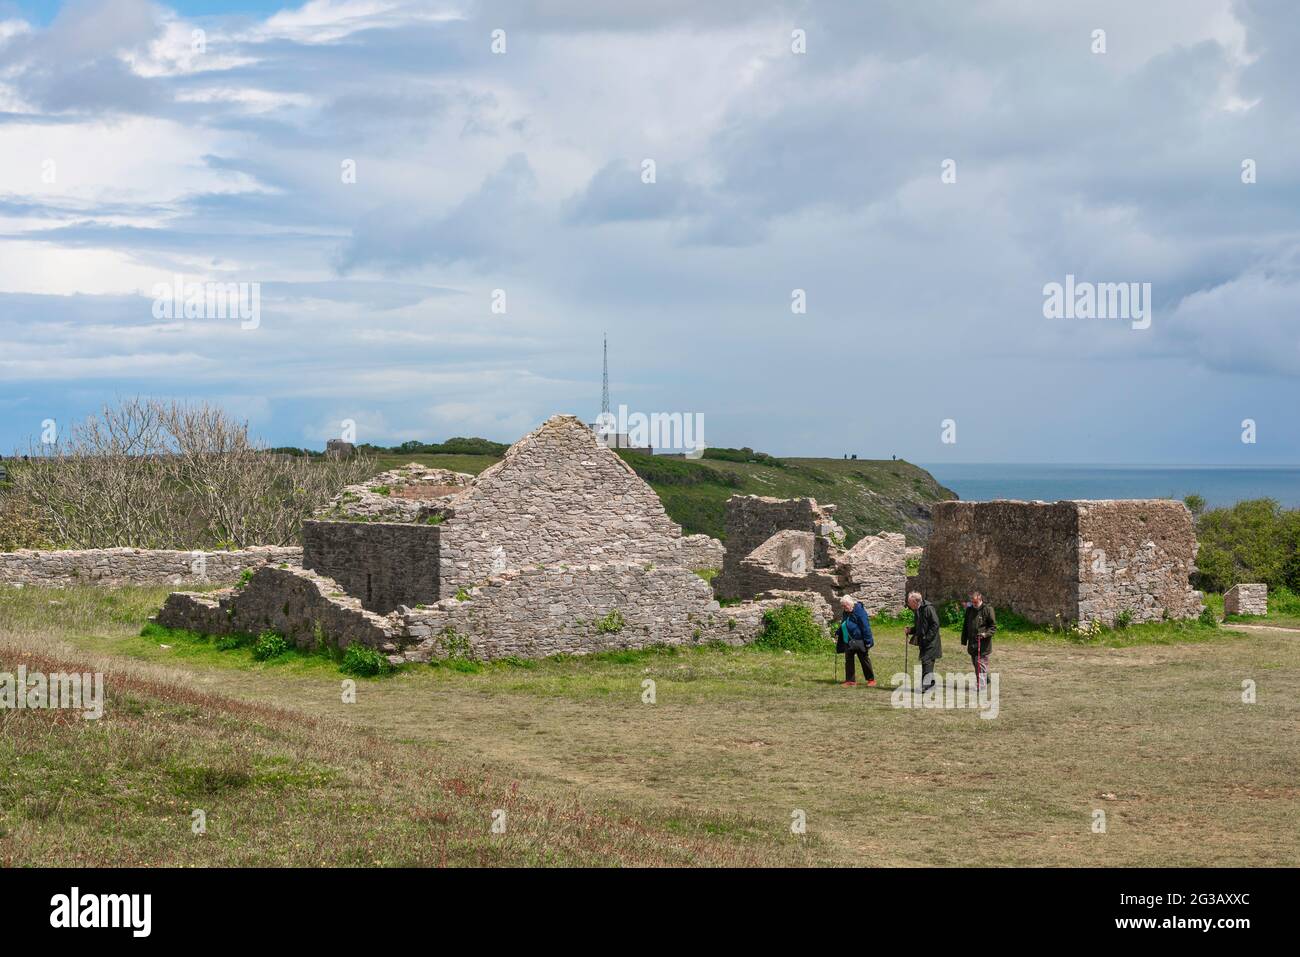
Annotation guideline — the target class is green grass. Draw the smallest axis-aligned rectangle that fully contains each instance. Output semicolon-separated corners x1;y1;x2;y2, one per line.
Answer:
5;583;1297;867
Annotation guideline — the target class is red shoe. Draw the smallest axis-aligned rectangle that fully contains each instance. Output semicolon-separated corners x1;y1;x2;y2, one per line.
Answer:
866;679;877;687
842;681;856;687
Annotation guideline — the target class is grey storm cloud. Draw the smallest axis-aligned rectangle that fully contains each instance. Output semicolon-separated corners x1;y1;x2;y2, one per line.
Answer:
1;0;1298;461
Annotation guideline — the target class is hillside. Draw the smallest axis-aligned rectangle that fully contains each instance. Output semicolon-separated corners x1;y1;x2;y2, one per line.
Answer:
365;450;955;545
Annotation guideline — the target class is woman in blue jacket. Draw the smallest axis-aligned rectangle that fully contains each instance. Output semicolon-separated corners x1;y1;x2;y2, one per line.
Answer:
837;596;875;687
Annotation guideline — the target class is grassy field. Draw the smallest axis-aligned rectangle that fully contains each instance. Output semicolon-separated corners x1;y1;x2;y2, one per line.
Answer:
364;451;954;544
3;585;1297;867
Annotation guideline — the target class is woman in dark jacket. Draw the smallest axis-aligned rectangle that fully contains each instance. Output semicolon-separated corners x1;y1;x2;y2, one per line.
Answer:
837;596;875;686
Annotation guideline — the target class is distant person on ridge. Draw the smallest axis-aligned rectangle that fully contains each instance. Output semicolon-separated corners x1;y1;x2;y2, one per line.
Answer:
905;591;942;693
961;591;996;691
837;595;875;687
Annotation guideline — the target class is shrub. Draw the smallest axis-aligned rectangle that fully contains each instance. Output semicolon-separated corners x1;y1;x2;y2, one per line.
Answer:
251;631;290;660
216;632;254;651
236;568;255;589
1198;607;1219;628
341;643;391;677
752;604;827;653
1269;585;1300;617
596;610;625;634
1114;609;1134;629
1192;498;1300;593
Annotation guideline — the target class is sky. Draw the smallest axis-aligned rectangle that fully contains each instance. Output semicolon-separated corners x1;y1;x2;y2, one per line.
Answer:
0;0;1297;464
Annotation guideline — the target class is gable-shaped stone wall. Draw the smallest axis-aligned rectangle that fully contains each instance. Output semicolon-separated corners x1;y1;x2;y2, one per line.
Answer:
436;415;683;593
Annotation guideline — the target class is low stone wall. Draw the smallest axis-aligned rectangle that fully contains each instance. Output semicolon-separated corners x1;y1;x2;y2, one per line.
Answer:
0;546;301;588
400;562;727;661
156;562;836;663
1224;583;1268;616
156;566;400;652
680;534;725;571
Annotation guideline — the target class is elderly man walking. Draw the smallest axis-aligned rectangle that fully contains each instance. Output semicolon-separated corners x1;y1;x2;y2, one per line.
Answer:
837;595;875;687
961;591;996;691
904;590;942;693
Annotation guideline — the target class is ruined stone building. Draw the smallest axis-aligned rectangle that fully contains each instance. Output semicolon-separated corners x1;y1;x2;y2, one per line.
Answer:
714;495;908;613
158;415;828;662
917;499;1203;625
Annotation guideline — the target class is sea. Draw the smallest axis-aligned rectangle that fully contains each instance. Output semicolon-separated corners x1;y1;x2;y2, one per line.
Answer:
919;464;1300;509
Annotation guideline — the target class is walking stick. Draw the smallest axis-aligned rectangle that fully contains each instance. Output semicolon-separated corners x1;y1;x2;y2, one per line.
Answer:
904;618;910;696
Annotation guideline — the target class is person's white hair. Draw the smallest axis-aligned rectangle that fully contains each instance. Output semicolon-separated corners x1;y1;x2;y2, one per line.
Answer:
907;591;922;603
839;596;855;608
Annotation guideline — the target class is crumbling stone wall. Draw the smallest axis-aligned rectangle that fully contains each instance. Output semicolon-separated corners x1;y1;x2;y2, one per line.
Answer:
0;546;300;588
1224;583;1268;616
714;495;842;599
835;532;908;614
437;415;683;593
680;533;725;571
919;500;1202;625
302;520;440;614
732;529;840;607
1076;500;1202;625
319;463;473;523
158;563;833;663
157;566;400;652
400;562;723;661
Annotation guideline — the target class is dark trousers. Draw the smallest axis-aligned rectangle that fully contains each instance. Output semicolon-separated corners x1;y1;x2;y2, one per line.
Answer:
970;650;990;689
920;656;937;691
844;643;874;682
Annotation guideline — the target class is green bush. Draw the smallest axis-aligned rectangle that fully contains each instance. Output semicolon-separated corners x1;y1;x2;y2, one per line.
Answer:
752;604;827;653
1198;607;1219;627
1269;585;1300;617
216;632;255;651
340;643;391;677
1193;498;1300;593
1115;609;1134;629
596;610;625;634
251;631;290;661
702;447;785;468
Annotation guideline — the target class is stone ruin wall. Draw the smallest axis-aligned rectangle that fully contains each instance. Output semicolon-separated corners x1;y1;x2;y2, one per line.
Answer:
157;563;834;663
401;562;726;661
680;533;725;571
1075;500;1203;625
157;566;400;653
302;520;440;614
919;501;1080;624
715;495;906;613
0;545;301;589
437;415;684;594
714;496;840;599
835;532;908;614
919;500;1203;625
1224;583;1268;616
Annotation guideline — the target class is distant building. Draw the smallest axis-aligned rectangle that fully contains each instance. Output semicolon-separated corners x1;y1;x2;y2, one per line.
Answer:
325;439;356;460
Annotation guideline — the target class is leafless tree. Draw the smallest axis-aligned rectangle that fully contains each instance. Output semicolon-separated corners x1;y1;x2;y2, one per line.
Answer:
7;398;370;549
